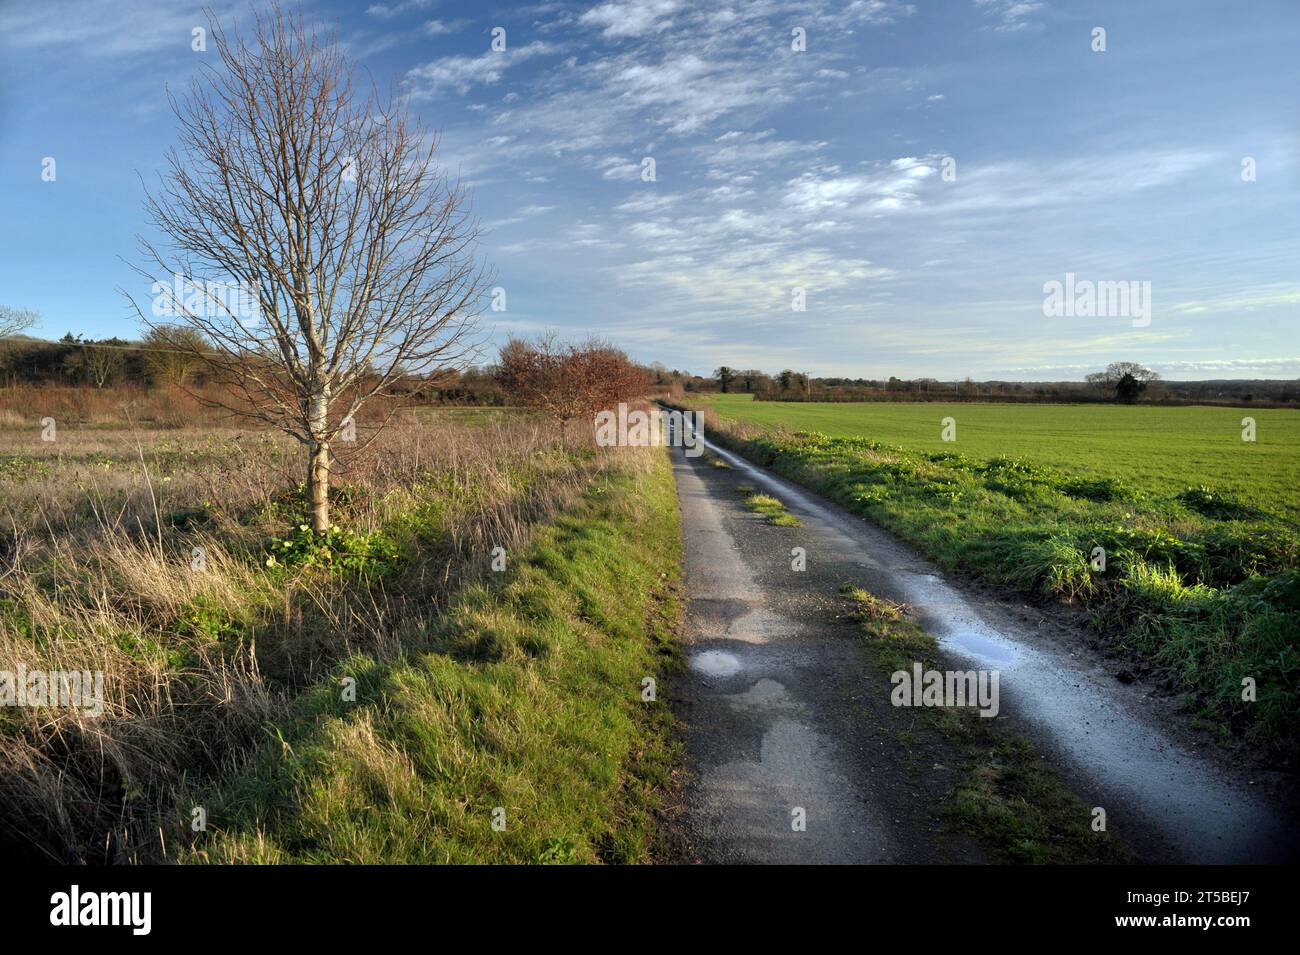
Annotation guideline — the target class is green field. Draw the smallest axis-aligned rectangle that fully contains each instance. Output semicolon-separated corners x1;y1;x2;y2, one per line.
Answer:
685;394;1300;750
701;395;1300;521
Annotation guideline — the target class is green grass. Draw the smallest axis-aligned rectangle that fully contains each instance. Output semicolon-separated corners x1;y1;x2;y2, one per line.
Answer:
743;491;802;527
838;584;1133;864
702;394;1300;521
183;453;683;864
686;396;1300;750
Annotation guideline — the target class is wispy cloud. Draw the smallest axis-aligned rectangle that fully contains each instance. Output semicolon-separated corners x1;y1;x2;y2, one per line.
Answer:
406;41;557;96
423;19;469;36
974;0;1047;33
0;0;239;57
366;0;435;19
579;0;682;39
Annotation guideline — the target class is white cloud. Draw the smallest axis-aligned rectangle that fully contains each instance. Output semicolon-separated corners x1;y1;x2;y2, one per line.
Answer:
843;1;917;25
406;41;556;97
423;19;470;36
579;0;682;39
1169;287;1300;314
702;130;828;176
784;157;940;215
597;156;645;180
486;204;556;230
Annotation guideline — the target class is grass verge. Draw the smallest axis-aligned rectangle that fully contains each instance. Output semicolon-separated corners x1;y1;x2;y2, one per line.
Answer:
182;450;682;864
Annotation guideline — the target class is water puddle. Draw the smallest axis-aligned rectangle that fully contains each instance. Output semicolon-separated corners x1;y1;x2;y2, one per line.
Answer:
691;649;743;677
727;677;792;709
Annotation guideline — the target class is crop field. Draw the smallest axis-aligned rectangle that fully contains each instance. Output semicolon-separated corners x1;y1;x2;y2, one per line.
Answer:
689;395;1300;750
701;395;1300;522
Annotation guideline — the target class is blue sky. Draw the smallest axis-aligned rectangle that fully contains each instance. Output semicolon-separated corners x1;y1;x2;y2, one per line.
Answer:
1;0;1297;380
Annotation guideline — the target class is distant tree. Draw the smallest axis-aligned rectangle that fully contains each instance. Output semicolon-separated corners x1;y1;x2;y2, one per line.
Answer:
1086;362;1160;402
142;325;210;386
0;305;39;340
777;369;794;393
715;366;735;393
737;369;771;393
0;309;42;383
64;339;127;388
1113;373;1147;402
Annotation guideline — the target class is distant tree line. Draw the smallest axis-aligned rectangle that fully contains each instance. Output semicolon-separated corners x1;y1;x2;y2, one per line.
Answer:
683;361;1300;407
7;330;1298;411
0;328;214;389
0;331;510;404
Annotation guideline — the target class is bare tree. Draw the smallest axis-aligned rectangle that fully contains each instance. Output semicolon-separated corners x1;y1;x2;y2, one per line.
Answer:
142;325;211;386
0;305;39;340
130;3;487;531
82;340;126;388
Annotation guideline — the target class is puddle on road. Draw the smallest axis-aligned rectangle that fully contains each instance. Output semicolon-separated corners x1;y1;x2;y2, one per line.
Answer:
687;602;803;645
727;677;792;709
940;628;1019;665
690;650;743;677
906;576;1021;665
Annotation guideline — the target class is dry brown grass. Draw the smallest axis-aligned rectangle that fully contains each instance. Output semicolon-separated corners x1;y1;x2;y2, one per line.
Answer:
0;402;644;863
0;381;406;431
0;383;235;430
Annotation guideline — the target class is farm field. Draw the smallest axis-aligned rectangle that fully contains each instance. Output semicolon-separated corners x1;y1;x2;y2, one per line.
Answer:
685;395;1300;751
700;394;1300;521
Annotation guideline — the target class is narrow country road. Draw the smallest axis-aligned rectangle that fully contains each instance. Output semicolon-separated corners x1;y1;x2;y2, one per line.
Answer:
669;435;1298;865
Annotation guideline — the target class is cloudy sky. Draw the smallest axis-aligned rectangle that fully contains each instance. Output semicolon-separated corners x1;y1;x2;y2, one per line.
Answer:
1;0;1297;380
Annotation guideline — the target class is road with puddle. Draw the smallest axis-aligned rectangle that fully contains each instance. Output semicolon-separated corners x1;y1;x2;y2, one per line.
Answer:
670;435;1297;864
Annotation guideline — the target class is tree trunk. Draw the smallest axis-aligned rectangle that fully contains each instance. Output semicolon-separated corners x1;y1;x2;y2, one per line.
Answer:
308;440;330;532
307;392;331;532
